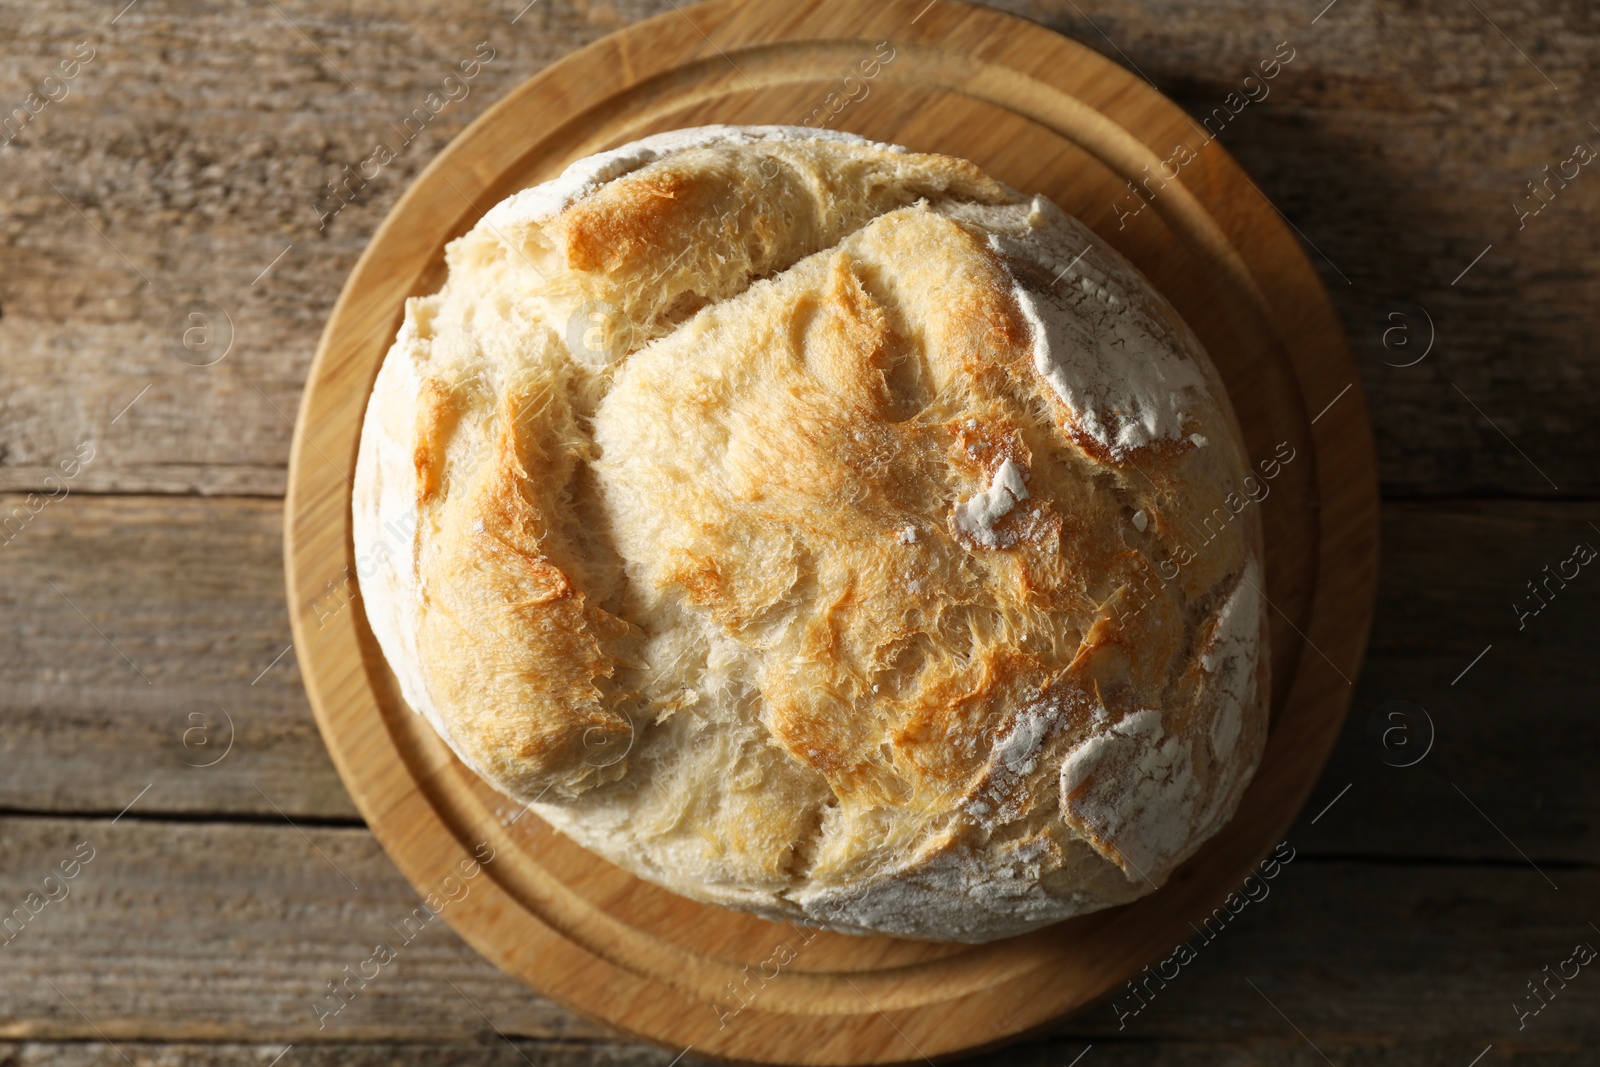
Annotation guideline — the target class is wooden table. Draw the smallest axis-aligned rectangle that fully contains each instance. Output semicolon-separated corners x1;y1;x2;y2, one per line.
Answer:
2;0;1596;1063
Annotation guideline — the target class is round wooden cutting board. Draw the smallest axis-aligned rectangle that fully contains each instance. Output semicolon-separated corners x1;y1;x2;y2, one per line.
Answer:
285;1;1379;1062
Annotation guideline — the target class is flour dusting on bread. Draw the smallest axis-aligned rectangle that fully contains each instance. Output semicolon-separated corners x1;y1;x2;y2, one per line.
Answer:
352;126;1269;942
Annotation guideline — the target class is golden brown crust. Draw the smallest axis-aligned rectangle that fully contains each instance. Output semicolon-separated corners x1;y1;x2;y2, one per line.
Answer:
411;377;456;506
352;126;1269;941
413;383;633;798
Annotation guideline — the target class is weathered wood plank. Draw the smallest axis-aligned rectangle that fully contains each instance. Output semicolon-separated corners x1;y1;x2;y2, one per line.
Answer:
0;492;356;820
1307;499;1600;865
0;817;612;1043
6;493;1597;866
0;816;1594;1048
2;0;1596;494
0;1046;675;1067
0;1042;1590;1067
0;0;641;498
0;1045;682;1067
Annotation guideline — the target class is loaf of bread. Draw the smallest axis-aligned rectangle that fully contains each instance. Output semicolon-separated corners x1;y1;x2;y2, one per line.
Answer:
352;126;1268;942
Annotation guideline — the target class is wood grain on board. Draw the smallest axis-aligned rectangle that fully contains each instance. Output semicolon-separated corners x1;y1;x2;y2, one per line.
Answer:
278;0;1374;1060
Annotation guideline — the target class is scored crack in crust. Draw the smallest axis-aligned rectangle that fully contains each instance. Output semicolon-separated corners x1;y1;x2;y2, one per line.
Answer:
351;125;1269;942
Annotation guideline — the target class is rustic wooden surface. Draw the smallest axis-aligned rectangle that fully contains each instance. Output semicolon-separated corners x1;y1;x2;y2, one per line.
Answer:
1;0;1596;1063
